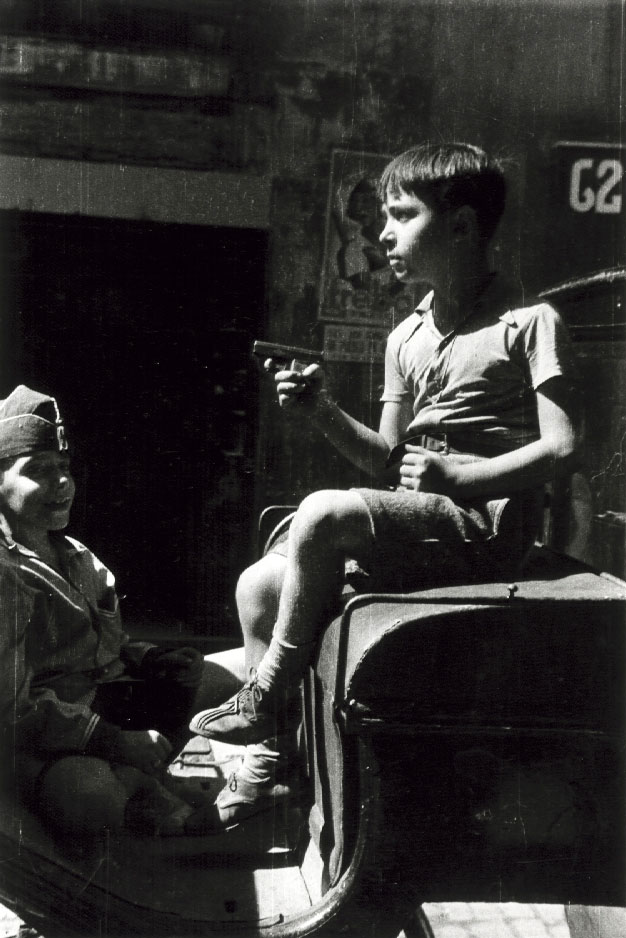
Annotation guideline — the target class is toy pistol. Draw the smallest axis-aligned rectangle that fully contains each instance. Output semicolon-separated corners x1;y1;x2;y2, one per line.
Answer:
252;340;324;373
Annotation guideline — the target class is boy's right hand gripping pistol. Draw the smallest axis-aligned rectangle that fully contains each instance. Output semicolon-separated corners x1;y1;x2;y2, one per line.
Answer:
252;340;324;374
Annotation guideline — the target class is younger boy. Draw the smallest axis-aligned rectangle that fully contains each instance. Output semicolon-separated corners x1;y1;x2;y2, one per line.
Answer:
191;142;581;828
0;384;233;837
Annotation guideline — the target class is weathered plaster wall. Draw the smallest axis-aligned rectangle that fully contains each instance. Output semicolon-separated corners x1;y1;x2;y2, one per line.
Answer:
0;0;622;511
255;0;623;503
256;0;441;501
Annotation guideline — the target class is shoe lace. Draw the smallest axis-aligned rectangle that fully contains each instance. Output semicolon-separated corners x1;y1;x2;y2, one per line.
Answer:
237;669;263;718
227;772;238;793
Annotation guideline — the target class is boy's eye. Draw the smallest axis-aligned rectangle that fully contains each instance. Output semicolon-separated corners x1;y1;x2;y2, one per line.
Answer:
391;208;414;221
24;457;71;478
27;459;47;472
25;465;47;479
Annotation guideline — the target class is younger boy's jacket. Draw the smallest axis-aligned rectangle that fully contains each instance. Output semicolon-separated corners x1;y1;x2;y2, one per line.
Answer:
0;530;154;756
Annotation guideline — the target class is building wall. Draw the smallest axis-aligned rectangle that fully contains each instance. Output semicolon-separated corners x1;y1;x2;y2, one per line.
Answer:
254;0;623;503
1;0;623;547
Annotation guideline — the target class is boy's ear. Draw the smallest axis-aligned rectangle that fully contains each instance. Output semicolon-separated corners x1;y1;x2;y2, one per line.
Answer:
452;205;478;240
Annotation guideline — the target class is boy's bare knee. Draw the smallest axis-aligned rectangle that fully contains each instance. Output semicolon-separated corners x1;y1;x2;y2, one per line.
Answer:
236;558;271;603
293;490;340;537
40;756;127;834
236;555;285;641
236;555;285;609
292;490;371;553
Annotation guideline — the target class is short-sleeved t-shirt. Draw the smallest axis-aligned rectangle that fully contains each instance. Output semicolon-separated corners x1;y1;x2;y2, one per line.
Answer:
382;274;577;453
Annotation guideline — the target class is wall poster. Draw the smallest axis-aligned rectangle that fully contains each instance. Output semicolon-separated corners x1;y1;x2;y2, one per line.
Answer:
319;149;418;364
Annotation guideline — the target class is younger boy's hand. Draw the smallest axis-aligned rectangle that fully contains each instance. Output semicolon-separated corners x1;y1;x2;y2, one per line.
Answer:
399;445;458;495
142;646;204;688
114;729;173;775
267;361;325;415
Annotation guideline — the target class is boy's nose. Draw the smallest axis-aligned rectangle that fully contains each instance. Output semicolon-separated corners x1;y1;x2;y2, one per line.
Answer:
379;220;393;245
56;471;71;490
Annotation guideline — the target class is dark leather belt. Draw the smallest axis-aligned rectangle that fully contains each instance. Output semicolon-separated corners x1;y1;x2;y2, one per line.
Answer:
386;431;512;466
422;432;514;457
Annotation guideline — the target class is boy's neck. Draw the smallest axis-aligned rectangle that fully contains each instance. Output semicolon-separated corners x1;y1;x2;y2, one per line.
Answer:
431;259;492;335
1;514;56;556
8;521;65;574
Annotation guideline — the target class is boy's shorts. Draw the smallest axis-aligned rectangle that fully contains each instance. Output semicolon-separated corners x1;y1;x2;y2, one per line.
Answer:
265;475;544;593
347;484;543;591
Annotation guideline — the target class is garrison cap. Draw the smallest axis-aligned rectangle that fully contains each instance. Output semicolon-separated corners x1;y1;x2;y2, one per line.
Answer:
0;385;68;460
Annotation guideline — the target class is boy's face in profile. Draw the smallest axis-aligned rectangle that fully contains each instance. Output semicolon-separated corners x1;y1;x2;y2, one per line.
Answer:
379;186;452;286
0;451;75;537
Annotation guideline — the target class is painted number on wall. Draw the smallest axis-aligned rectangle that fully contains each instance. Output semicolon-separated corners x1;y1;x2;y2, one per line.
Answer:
569;158;623;214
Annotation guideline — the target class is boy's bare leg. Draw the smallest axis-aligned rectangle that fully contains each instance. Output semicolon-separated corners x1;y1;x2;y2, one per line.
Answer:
191;490;373;745
236;552;286;674
272;489;372;647
226;554;289;784
186;491;374;829
252;490;372;694
191;561;283;718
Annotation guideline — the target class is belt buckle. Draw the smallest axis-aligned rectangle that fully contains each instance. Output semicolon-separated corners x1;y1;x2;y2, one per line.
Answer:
423;433;449;455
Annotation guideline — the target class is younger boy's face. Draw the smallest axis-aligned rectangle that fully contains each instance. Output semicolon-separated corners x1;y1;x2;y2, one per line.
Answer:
0;451;75;536
379;187;451;286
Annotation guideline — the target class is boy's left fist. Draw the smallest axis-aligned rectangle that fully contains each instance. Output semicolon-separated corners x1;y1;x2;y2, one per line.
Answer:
142;646;204;688
400;445;457;495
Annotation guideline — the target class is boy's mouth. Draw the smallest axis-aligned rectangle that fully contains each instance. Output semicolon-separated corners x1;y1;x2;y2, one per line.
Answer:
46;499;72;511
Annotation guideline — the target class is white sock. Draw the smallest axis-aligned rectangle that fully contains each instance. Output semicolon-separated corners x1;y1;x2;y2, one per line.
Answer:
237;735;295;785
255;636;315;693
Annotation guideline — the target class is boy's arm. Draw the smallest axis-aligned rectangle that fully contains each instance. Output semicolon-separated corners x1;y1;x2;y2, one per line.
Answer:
0;566;175;772
399;376;580;498
272;361;412;476
312;395;411;476
0;579;106;755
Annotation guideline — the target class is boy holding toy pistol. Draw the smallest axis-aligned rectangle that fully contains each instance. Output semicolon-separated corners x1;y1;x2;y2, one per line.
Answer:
190;142;582;829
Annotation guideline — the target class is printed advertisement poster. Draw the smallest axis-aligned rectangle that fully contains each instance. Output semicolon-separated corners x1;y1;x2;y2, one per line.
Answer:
323;324;389;364
319;149;417;340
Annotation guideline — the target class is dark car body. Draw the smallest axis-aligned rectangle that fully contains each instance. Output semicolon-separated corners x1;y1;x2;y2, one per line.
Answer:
0;269;624;938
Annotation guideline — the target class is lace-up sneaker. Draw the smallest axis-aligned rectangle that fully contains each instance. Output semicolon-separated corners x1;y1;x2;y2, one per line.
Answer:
189;673;299;745
184;771;296;833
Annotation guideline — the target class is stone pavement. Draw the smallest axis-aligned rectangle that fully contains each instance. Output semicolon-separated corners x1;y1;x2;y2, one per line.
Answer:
423;903;571;938
0;905;23;938
1;901;572;938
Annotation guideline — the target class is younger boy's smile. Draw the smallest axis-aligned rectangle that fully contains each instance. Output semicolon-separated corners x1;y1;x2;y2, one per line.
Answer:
44;496;73;514
0;451;75;539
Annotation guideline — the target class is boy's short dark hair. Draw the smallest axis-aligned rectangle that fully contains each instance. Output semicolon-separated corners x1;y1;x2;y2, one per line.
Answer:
379;142;506;242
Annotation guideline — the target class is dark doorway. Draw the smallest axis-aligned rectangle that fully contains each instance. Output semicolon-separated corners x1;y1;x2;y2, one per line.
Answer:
0;209;268;638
